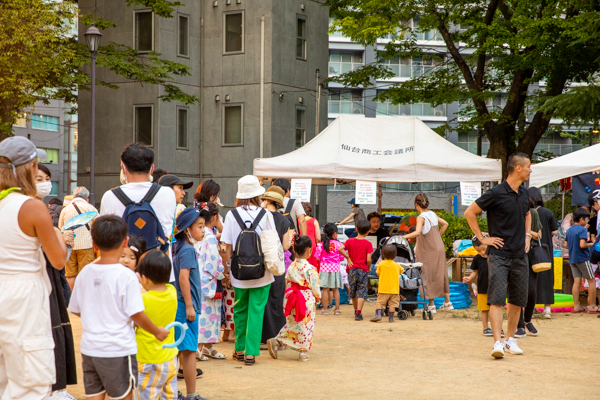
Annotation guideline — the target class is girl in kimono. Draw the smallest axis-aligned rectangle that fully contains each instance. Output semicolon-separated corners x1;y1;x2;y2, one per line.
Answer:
267;236;321;362
196;202;227;360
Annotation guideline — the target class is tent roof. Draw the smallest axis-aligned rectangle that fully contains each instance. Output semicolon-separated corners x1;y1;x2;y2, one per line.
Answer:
530;143;600;187
253;116;502;184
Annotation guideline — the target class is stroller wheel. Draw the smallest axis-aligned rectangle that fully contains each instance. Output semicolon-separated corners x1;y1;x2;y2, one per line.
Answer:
428;311;434;320
399;310;409;320
410;310;415;316
422;310;427;320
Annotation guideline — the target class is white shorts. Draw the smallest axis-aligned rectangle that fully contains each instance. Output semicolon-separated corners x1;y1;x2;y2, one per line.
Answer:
0;271;55;400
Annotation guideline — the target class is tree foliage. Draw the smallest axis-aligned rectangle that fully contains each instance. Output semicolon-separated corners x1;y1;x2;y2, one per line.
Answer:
327;0;600;175
0;0;198;139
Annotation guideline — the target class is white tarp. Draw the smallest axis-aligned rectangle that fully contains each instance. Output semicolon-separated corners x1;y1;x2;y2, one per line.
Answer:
530;143;600;187
253;116;502;184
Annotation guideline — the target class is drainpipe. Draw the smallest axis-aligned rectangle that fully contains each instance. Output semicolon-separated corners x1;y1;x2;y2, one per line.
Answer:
199;12;205;183
260;15;265;158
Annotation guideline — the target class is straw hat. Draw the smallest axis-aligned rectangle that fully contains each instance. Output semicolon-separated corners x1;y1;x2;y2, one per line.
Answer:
236;175;265;199
260;186;285;208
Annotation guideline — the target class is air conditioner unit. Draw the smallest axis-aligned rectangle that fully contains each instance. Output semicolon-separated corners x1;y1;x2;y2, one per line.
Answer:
434;110;444;117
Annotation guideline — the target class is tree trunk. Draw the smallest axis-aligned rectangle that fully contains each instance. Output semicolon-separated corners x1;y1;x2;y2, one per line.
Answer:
0;99;16;141
486;123;517;179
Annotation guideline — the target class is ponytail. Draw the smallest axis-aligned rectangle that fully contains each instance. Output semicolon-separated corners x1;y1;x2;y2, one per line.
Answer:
322;223;337;253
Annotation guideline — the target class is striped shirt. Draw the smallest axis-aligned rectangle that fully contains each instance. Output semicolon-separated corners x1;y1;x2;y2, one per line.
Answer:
58;198;97;250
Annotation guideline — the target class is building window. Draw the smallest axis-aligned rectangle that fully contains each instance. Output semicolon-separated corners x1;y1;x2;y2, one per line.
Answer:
380;56;443;78
457;131;490;156
32;114;59;131
39;148;59;163
381;17;440;41
224;12;244;54
135;11;153;52
328;89;363;114
178;15;189;57
50;182;58;196
177;108;188;149
134;106;153;146
329;51;363;76
328;18;347;38
14;113;27;128
295;107;306;149
223;104;243;146
296;16;307;60
376;94;446;117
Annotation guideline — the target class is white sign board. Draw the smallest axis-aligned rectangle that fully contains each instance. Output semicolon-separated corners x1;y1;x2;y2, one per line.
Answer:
290;179;312;202
355;180;377;205
460;181;481;206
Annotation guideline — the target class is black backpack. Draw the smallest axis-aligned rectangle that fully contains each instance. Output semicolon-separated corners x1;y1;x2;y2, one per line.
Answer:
282;198;297;232
111;183;169;253
230;208;266;281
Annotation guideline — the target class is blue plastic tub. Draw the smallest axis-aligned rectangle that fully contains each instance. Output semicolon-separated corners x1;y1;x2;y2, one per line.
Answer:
417;282;472;309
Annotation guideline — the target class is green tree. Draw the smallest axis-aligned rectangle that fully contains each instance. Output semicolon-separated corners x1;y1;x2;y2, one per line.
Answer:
0;0;197;139
327;0;600;175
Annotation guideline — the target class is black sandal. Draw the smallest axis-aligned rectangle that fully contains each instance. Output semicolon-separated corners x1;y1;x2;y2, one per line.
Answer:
177;368;203;380
244;355;255;366
233;351;245;362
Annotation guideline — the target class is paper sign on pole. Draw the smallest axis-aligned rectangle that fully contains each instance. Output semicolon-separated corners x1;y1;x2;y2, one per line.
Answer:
290;179;312;202
460;182;481;206
355;180;377;205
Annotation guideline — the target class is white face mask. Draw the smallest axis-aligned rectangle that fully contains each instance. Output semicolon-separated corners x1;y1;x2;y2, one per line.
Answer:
186;228;199;244
36;182;53;199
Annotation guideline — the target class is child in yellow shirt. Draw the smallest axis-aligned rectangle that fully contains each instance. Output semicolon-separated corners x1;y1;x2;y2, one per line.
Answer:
371;244;404;323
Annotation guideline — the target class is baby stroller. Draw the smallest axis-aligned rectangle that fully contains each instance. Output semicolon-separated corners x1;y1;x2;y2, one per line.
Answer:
375;235;431;320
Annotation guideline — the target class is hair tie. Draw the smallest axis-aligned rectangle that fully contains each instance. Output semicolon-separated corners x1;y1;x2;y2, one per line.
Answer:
130;246;139;253
200;202;209;211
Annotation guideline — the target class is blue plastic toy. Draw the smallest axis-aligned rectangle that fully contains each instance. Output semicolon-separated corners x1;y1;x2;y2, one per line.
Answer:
162;322;188;349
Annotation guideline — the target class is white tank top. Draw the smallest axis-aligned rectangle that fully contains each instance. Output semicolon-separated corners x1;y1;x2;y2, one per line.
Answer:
420;211;438;235
0;192;42;274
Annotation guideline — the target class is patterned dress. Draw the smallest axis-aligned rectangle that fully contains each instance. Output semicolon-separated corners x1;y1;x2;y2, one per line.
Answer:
276;259;321;351
197;229;225;344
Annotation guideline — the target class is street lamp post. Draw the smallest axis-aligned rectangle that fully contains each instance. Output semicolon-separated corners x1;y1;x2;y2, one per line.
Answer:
84;25;102;206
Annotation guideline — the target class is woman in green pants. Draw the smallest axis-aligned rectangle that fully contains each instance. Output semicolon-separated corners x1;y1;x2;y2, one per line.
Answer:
221;175;276;365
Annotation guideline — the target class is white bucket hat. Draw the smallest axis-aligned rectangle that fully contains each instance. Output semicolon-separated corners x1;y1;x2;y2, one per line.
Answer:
236;175;265;199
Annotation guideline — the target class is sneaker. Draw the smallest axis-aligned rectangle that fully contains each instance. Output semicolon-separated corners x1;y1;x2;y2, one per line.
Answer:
327;304;333;309
514;328;527;338
482;328;493;336
525;322;538;336
491;341;505;359
505;337;524;355
50;391;77;400
427;305;437;314
355;312;363;321
316;303;324;309
194;396;211;400
501;330;505;338
178;392;185;400
542;311;551;319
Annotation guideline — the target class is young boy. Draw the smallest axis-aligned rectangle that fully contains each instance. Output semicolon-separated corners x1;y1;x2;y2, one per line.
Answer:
344;219;373;321
69;215;169;400
135;250;179;400
463;237;491;335
565;207;599;313
371;244;404;323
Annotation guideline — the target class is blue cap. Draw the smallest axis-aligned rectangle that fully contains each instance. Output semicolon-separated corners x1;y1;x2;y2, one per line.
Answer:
176;207;200;233
348;198;356;205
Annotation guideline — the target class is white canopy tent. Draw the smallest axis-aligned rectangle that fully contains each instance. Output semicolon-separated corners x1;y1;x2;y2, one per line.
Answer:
530;143;600;187
254;116;502;184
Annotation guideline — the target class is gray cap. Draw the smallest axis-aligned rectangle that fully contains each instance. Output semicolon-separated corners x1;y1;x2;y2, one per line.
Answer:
0;137;47;172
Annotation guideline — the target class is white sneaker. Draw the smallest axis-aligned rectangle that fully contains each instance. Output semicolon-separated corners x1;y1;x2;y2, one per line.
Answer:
542;311;551;319
427;305;437;314
50;391;77;400
491;341;505;359
505;337;524;355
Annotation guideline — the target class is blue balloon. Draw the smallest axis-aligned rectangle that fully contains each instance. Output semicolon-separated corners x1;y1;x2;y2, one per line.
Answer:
162;322;187;349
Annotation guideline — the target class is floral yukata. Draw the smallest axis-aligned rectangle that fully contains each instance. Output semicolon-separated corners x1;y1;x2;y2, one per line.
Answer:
197;228;225;343
276;259;321;351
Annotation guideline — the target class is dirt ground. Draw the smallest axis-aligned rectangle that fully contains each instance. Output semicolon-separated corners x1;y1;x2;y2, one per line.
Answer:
66;301;600;400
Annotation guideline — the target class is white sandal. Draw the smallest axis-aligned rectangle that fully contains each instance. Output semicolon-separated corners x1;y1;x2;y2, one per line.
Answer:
203;346;226;360
196;350;209;361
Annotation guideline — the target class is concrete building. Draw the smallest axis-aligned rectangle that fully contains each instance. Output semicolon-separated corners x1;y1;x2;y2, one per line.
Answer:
77;0;329;218
326;20;587;221
12;100;77;200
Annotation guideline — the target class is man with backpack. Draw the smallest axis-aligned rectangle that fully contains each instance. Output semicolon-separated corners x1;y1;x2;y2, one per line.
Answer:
99;144;176;270
59;186;98;290
272;178;306;236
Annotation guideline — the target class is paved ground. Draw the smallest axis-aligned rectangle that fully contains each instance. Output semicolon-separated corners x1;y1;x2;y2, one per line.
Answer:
66;301;600;400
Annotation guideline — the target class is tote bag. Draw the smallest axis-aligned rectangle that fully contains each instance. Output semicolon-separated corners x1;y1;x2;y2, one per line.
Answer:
261;213;285;276
529;239;551;273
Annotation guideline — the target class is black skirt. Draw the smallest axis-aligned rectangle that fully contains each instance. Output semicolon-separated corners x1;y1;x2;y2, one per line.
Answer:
535;207;559;304
261;274;287;343
47;262;77;391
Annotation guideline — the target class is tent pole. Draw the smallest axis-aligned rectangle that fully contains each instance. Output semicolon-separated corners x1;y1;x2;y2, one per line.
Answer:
377;184;382;214
561;191;565;220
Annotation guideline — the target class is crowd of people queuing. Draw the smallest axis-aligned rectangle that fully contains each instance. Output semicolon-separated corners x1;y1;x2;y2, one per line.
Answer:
1;137;599;400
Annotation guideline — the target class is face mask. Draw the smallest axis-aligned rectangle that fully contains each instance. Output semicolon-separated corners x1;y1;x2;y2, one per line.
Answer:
186;228;198;245
36;182;53;199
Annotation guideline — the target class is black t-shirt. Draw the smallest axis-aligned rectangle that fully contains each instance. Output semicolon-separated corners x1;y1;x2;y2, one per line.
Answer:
475;181;529;258
589;216;597;238
471;255;489;294
270;211;291;244
368;227;390;247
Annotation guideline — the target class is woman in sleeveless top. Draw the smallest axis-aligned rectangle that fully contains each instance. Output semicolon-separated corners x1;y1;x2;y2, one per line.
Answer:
301;202;321;270
402;193;452;314
0;137;69;400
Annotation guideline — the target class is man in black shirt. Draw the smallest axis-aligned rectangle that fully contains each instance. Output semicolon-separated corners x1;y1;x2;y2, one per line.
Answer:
465;153;532;359
367;212;391;262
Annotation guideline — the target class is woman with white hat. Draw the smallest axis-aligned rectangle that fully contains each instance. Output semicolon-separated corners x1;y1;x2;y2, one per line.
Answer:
0;137;69;400
221;175;276;365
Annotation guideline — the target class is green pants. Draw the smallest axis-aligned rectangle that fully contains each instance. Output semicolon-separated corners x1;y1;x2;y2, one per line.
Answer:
234;285;271;356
